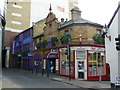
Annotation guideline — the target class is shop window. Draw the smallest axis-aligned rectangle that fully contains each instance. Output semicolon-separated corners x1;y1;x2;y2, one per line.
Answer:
88;51;105;76
60;49;74;76
23;31;30;39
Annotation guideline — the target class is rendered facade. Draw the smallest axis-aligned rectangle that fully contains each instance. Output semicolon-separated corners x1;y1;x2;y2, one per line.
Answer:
105;2;120;87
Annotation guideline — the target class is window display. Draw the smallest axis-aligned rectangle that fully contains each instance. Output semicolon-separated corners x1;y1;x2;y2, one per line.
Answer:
60;49;74;76
88;51;105;76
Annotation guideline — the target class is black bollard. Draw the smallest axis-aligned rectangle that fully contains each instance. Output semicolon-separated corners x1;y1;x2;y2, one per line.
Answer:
42;69;44;76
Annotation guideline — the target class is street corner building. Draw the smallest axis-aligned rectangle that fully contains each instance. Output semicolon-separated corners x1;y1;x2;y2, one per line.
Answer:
57;7;109;80
58;44;109;80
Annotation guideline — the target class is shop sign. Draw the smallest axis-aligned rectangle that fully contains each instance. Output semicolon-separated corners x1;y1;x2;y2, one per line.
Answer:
91;47;105;52
47;49;58;58
115;75;120;86
77;47;86;51
28;53;32;56
18;54;22;57
51;49;58;54
48;54;57;58
71;47;105;51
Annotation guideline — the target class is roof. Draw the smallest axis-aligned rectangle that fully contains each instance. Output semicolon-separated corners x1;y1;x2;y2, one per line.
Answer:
58;18;103;29
15;27;33;37
33;32;44;39
108;3;120;28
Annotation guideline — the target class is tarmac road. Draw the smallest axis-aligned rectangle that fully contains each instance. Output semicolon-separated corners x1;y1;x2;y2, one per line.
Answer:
2;68;80;88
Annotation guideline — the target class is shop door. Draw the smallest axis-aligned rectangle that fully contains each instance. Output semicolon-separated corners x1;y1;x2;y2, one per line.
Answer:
78;60;85;80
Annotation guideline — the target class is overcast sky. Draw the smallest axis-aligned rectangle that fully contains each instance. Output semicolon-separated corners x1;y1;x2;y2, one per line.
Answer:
78;0;120;25
0;0;120;25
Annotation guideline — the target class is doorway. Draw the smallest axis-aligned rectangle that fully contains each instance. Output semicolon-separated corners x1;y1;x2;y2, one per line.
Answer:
78;60;85;80
47;58;56;73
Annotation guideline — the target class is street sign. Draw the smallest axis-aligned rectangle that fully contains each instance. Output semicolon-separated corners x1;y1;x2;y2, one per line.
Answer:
115;75;120;86
116;75;120;82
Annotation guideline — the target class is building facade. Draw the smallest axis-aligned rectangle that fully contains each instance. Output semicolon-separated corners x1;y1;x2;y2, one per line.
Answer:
57;7;109;80
13;27;33;69
31;6;109;80
105;2;120;87
3;30;18;68
5;0;31;32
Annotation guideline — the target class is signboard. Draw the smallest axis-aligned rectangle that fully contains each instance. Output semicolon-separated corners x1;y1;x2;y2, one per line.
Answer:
71;47;105;52
18;54;22;57
47;49;58;58
115;75;120;86
28;53;32;56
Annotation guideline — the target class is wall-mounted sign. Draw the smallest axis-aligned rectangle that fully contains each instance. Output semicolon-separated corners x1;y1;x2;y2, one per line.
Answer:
18;54;22;57
71;47;105;52
115;75;120;86
51;49;58;53
28;53;32;56
47;49;58;58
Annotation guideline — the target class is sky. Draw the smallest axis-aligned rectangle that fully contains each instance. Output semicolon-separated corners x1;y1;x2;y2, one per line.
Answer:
78;0;120;25
0;0;120;25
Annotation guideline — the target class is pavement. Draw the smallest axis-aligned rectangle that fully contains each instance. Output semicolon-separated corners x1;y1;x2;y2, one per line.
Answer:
36;71;111;89
2;68;111;89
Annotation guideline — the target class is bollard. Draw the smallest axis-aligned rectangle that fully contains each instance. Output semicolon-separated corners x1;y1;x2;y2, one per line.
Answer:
47;70;49;77
42;69;44;76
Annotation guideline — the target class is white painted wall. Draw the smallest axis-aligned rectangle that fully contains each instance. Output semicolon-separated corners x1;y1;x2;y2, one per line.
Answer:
105;7;119;84
0;17;2;90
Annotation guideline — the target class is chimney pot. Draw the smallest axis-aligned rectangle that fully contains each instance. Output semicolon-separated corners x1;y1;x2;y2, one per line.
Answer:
61;18;64;22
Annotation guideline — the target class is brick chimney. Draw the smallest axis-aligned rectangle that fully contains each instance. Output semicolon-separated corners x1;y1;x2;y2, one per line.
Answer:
71;7;81;20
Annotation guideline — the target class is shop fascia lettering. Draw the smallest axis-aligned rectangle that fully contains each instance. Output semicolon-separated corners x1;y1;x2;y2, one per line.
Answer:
71;47;105;52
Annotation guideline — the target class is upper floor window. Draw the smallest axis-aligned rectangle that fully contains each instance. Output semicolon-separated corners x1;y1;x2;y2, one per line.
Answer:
64;30;69;35
16;36;19;41
49;23;52;27
23;31;30;39
23;43;30;50
96;29;101;35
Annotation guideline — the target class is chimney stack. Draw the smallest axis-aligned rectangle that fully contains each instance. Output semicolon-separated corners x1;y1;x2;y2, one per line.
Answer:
61;18;64;22
71;7;81;20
